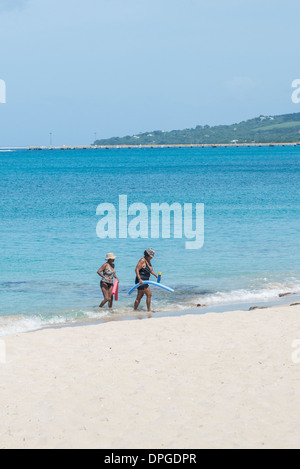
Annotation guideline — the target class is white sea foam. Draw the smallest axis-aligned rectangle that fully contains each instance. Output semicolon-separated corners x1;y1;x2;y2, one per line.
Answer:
0;316;47;336
192;280;300;307
0;310;109;336
1;280;299;336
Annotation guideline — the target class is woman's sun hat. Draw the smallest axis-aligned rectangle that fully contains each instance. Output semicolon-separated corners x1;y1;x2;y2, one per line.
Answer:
105;253;117;260
145;248;155;258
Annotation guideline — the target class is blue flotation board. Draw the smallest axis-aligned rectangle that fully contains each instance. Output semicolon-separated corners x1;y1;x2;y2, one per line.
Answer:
128;280;174;295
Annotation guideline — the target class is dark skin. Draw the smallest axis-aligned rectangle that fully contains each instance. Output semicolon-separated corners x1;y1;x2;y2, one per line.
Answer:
97;259;118;308
134;255;158;312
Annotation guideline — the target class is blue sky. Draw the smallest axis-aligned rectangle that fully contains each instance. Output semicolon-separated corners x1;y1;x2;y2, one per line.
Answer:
0;0;300;146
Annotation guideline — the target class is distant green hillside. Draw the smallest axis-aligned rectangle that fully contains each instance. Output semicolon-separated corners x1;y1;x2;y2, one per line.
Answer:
94;113;300;146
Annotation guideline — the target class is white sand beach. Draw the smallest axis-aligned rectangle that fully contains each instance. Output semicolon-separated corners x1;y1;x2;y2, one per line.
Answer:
1;303;300;449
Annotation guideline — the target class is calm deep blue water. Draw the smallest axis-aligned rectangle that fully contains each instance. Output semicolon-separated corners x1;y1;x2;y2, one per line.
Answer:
0;146;299;334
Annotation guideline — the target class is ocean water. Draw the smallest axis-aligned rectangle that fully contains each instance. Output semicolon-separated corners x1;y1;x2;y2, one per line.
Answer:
0;146;299;335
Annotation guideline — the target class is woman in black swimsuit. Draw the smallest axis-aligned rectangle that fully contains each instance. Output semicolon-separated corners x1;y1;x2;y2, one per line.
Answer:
134;249;158;313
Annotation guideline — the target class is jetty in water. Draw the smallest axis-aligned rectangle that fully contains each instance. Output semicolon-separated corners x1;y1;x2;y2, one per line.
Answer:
1;143;299;151
26;142;300;150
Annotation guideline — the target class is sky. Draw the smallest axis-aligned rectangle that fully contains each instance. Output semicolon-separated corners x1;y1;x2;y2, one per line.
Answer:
0;0;300;147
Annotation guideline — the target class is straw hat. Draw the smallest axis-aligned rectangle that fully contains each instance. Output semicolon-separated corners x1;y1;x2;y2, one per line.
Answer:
105;253;117;260
145;248;155;258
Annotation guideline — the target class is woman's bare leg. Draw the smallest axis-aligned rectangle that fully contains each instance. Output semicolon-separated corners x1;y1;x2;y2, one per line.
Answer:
100;283;110;307
134;290;144;310
144;288;152;312
108;285;114;308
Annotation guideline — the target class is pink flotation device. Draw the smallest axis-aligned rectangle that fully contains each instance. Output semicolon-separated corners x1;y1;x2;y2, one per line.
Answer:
112;279;119;301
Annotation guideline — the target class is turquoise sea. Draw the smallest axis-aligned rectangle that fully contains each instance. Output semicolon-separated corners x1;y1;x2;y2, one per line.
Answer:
0;146;299;335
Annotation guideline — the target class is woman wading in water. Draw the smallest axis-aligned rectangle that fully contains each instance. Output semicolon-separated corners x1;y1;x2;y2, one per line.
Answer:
134;249;158;313
97;253;118;308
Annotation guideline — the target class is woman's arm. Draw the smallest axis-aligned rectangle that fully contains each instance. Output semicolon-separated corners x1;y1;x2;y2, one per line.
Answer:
150;268;158;279
135;258;145;284
97;263;107;279
147;260;158;279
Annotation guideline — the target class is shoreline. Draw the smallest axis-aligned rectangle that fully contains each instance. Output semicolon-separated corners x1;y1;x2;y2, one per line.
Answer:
1;301;300;449
0;290;299;338
58;291;300;330
34;290;300;332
